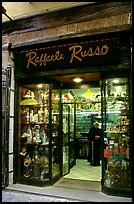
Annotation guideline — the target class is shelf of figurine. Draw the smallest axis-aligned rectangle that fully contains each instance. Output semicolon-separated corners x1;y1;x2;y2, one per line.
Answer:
20;89;49;106
20;125;49;146
20;106;49;125
20;145;50;179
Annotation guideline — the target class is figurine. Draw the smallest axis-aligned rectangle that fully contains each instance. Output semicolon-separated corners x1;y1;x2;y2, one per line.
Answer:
40;128;47;145
20;146;27;156
27;125;32;142
32;146;41;178
33;125;41;143
38;90;44;104
24;154;32;178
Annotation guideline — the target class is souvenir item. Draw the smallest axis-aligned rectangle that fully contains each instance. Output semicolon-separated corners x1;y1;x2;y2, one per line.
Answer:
32;146;41;178
34;125;41;143
24;154;32;178
20;90;38;105
40;128;47;144
20;146;27;156
27;126;32;142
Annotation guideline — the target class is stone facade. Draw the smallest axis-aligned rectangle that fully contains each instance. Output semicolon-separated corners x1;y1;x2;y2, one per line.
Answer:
2;35;15;186
2;2;131;48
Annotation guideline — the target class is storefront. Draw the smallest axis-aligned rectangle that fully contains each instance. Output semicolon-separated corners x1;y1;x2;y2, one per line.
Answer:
11;30;132;197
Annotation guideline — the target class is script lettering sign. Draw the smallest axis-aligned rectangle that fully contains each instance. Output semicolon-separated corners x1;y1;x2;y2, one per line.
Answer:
17;38;119;72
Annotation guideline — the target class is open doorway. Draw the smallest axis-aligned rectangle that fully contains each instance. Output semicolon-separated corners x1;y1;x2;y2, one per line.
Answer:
61;85;102;184
50;72;102;190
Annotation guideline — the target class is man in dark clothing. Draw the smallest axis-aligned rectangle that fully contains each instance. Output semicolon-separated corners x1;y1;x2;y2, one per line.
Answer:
88;122;102;166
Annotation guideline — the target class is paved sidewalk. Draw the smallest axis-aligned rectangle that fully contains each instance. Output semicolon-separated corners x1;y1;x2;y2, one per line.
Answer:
2;190;83;202
2;184;132;202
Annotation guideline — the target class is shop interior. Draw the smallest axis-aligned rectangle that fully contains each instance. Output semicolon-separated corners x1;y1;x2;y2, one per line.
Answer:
56;73;102;183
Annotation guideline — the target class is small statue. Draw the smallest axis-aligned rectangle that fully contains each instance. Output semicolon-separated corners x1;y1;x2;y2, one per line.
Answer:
38;90;43;104
33;125;41;143
32;146;41;178
27;125;32;142
23;154;32;178
20;146;27;156
40;128;47;145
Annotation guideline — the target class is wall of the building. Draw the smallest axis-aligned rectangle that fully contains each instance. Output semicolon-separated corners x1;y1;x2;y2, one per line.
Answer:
8;58;15;185
3;2;132;48
2;36;15;186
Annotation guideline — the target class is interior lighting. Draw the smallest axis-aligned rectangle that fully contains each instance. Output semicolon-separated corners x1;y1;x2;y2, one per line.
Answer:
37;84;43;88
113;79;119;83
73;77;83;83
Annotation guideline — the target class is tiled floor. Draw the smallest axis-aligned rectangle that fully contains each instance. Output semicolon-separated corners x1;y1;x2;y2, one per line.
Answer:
64;159;101;181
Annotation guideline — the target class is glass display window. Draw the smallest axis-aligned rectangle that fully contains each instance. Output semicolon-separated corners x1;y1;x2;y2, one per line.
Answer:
17;83;60;184
102;78;131;191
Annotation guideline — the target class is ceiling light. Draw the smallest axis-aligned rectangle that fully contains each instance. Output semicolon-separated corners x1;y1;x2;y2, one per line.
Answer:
113;79;119;83
73;77;83;83
37;84;43;88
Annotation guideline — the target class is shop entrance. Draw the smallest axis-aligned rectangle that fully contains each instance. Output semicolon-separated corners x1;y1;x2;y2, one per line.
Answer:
52;73;131;196
16;72;102;189
62;85;102;186
50;72;102;189
16;72;131;196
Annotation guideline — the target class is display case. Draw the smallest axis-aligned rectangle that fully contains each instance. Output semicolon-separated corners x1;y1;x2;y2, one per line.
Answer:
17;83;61;186
102;77;131;196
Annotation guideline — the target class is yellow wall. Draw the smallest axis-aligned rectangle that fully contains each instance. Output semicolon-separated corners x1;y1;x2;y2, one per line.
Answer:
2;2;90;22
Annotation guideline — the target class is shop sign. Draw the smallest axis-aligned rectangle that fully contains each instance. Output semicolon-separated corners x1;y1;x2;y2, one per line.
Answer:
17;38;119;72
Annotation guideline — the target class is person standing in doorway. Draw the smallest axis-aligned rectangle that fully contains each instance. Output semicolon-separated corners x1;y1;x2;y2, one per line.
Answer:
87;121;102;166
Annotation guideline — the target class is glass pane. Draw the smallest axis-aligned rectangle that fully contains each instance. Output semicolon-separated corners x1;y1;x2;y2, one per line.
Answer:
51;89;60;178
62;104;69;175
18;84;50;180
62;146;69;175
103;78;131;189
69;104;75;166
